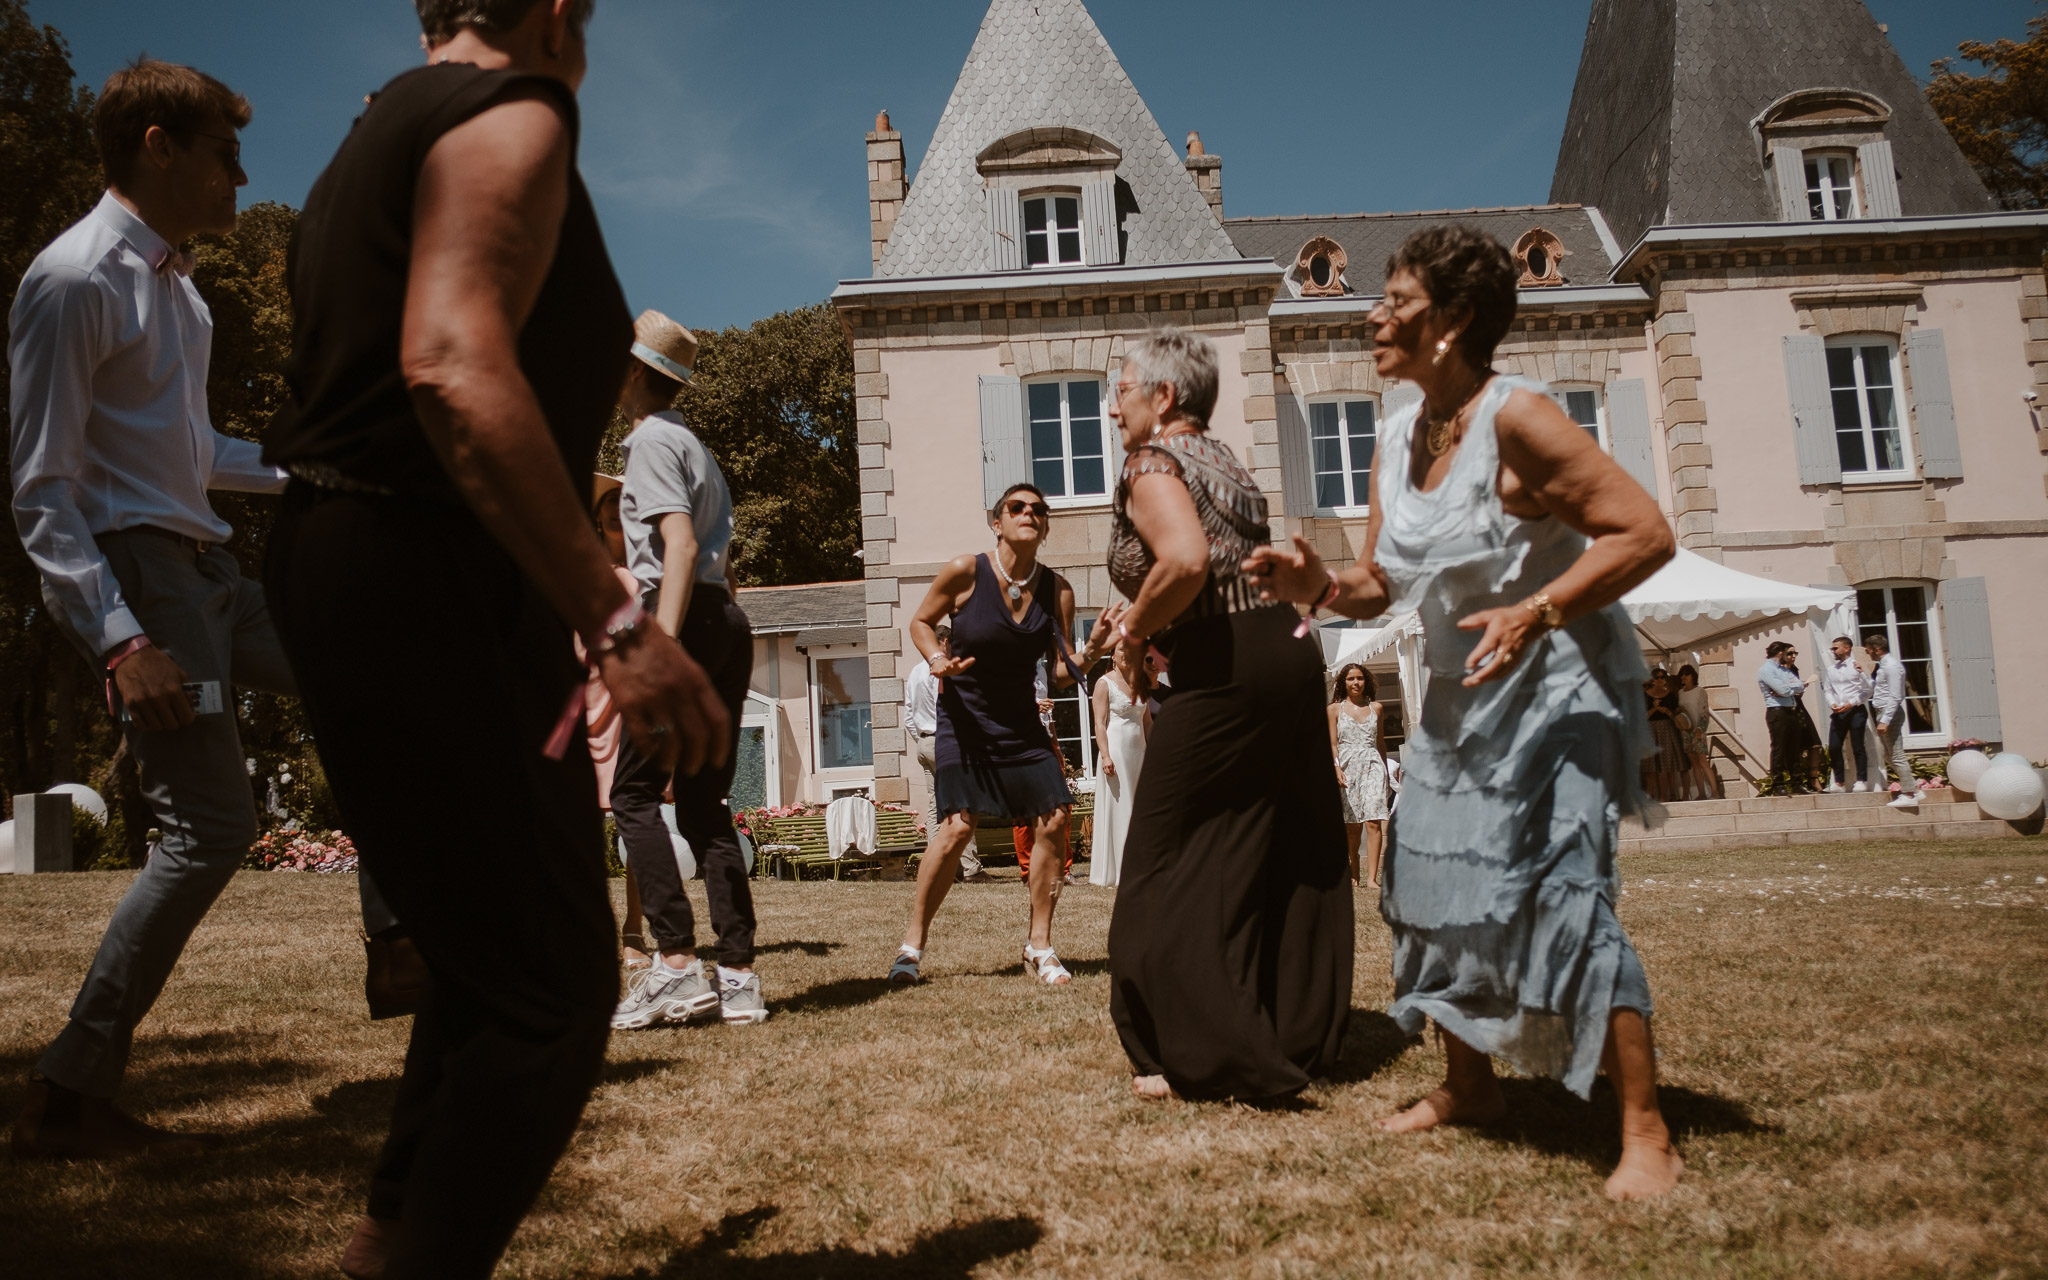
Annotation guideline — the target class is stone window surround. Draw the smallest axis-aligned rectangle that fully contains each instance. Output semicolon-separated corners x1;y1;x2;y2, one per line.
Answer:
1821;332;1917;484
1021;372;1114;508
1751;88;1892;223
1513;226;1570;287
1293;235;1348;298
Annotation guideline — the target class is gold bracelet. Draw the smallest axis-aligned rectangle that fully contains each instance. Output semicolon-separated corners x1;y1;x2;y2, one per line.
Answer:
1519;591;1563;629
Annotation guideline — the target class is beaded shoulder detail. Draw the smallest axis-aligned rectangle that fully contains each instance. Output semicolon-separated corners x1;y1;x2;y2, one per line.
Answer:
1107;432;1272;628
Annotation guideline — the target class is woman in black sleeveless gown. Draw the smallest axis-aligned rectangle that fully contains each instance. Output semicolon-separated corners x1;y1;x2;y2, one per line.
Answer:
1078;328;1353;1102
890;482;1083;985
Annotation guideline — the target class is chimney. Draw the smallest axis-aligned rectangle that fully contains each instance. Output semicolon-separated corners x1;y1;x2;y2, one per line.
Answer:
1184;131;1222;219
867;109;906;271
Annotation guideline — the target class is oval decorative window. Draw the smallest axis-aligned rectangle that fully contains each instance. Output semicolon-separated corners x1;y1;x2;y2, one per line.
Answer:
1294;235;1347;297
1512;228;1567;287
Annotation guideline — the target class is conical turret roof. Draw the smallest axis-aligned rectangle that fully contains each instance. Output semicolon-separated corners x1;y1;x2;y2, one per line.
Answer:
873;0;1239;278
1551;0;1992;250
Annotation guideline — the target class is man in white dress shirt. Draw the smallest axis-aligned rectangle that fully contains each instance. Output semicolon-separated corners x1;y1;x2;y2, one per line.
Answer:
1864;634;1921;809
7;61;324;1157
905;624;984;881
1819;635;1873;793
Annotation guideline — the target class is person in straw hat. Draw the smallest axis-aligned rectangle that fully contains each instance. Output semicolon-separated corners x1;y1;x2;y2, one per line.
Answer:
607;310;768;1028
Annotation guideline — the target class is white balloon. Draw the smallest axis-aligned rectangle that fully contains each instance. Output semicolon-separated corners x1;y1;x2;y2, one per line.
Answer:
1991;751;2033;772
670;833;697;881
0;819;14;870
46;783;107;826
1975;759;2046;822
1946;749;1992;792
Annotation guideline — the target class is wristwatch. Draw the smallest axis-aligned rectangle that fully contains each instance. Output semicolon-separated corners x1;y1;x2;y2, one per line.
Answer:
1519;591;1563;630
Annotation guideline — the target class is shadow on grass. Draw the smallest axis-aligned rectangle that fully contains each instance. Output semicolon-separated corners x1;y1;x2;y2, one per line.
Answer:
771;976;896;1017
612;1205;1045;1279
1323;1011;1420;1086
753;939;846;957
1473;1077;1773;1169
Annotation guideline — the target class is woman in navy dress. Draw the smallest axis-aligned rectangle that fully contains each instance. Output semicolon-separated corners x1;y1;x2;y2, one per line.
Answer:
890;482;1083;985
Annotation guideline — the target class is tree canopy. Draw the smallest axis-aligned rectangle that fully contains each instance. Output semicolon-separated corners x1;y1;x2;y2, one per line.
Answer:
1929;13;2048;210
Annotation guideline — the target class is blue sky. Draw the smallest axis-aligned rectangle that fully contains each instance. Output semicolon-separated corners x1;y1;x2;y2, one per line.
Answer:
30;0;2040;331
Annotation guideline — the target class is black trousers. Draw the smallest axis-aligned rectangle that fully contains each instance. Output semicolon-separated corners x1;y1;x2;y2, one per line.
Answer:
1828;705;1870;784
266;486;614;1280
610;587;756;966
1765;705;1807;789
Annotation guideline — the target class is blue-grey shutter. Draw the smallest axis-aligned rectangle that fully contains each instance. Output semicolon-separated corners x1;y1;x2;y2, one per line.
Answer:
1276;390;1313;517
1081;178;1118;266
979;375;1027;507
1782;333;1841;485
1905;327;1963;479
1773;145;1809;221
986;188;1022;271
1857;139;1902;218
1939;577;2002;743
1605;378;1658;496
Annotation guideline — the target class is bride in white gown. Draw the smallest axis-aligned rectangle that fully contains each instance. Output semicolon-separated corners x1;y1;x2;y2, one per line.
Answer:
1088;645;1151;886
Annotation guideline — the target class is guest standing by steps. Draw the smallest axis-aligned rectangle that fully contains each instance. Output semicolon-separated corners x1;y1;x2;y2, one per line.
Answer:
1865;634;1922;809
1329;663;1390;887
1821;635;1873;794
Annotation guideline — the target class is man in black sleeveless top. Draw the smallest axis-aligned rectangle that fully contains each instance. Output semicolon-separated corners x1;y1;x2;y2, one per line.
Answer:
263;3;728;1276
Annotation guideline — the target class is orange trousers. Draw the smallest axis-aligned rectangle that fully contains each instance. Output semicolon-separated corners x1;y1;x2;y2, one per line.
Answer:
1012;808;1073;878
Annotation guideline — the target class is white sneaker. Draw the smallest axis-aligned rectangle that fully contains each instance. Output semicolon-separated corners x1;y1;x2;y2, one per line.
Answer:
718;967;770;1024
612;957;720;1030
1825;781;1845;793
1887;794;1919;809
1851;781;1869;793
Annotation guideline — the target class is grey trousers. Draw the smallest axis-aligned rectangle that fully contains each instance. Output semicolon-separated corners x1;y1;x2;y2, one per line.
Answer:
37;532;389;1096
915;730;981;878
1873;713;1919;796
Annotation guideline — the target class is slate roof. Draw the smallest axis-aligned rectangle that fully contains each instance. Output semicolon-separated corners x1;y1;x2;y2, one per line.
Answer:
1224;205;1619;296
1551;0;1993;251
873;0;1240;278
736;581;865;635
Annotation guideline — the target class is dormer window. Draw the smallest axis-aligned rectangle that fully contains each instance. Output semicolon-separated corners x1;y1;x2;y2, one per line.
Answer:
1754;88;1900;222
1512;227;1568;286
1293;236;1348;297
1025;193;1083;267
1805;151;1859;220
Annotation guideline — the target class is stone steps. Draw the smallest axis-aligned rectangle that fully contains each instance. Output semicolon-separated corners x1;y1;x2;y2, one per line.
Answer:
1619;789;2018;855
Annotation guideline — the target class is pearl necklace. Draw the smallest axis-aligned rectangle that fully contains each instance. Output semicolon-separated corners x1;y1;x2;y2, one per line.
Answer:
991;550;1037;603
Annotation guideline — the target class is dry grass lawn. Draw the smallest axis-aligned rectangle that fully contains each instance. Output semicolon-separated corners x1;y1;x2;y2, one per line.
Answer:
2;836;2046;1279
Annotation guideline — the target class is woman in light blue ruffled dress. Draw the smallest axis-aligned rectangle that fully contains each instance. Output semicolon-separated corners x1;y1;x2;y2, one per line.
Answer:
1247;226;1684;1200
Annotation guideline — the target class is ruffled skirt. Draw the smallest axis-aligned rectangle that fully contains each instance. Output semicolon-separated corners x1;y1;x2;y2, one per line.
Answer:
933;752;1070;823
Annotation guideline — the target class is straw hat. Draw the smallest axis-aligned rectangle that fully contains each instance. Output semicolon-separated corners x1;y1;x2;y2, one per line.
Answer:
630;309;697;383
591;472;622;512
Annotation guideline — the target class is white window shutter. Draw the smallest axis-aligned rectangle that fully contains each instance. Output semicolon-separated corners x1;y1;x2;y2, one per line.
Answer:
1081;178;1118;266
1275;391;1313;517
1772;145;1809;221
1939;577;2003;743
1605;378;1659;496
1781;333;1841;485
1904;327;1963;479
979;375;1027;507
986;188;1022;271
1857;138;1902;218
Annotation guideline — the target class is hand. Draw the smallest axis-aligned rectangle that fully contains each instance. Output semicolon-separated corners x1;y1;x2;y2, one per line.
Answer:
928;652;977;680
1335;763;1348;788
1036;698;1055;717
1242;535;1328;605
1085;601;1129;663
112;645;196;732
1103;758;1117;779
1455;604;1544;688
598;630;730;776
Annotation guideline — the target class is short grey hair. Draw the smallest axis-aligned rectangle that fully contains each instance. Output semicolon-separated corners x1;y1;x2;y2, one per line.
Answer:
416;0;594;43
1123;326;1219;427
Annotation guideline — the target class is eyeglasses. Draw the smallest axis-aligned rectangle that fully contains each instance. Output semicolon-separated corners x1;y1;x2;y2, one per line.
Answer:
184;130;242;170
1003;499;1050;519
1114;381;1141;399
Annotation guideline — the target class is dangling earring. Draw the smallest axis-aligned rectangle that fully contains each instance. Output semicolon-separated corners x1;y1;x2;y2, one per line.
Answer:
1432;335;1457;367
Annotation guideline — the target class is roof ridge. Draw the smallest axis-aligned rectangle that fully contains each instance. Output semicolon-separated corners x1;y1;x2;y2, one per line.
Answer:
1224;203;1586;225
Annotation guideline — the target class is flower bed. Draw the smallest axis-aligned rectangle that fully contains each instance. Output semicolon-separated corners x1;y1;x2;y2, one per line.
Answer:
244;830;360;874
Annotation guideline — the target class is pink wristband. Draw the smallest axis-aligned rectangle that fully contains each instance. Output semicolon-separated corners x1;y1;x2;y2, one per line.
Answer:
105;635;153;672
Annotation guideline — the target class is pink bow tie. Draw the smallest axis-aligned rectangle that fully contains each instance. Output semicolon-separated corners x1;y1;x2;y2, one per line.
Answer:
154;249;194;278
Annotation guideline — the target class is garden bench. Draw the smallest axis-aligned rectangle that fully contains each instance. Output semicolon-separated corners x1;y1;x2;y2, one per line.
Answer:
758;810;926;881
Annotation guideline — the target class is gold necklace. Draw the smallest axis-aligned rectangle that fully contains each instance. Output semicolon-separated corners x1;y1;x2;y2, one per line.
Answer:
1422;377;1487;458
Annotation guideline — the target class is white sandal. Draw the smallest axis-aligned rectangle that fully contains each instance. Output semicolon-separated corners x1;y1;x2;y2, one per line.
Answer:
888;946;922;984
1023;944;1071;985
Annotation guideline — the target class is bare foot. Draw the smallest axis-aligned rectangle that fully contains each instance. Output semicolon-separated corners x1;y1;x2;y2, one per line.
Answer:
1132;1074;1174;1101
1375;1083;1507;1133
1605;1138;1685;1200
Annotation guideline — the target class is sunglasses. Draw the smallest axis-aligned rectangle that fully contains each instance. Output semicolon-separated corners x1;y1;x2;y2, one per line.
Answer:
184;129;242;170
1003;499;1050;519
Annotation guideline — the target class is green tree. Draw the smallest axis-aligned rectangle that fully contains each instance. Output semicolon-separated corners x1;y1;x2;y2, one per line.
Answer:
1929;12;2048;210
602;302;859;587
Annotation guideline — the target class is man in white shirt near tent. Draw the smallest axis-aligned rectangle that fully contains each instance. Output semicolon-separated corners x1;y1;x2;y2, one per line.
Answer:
1820;635;1873;793
1864;634;1922;809
905;625;985;882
